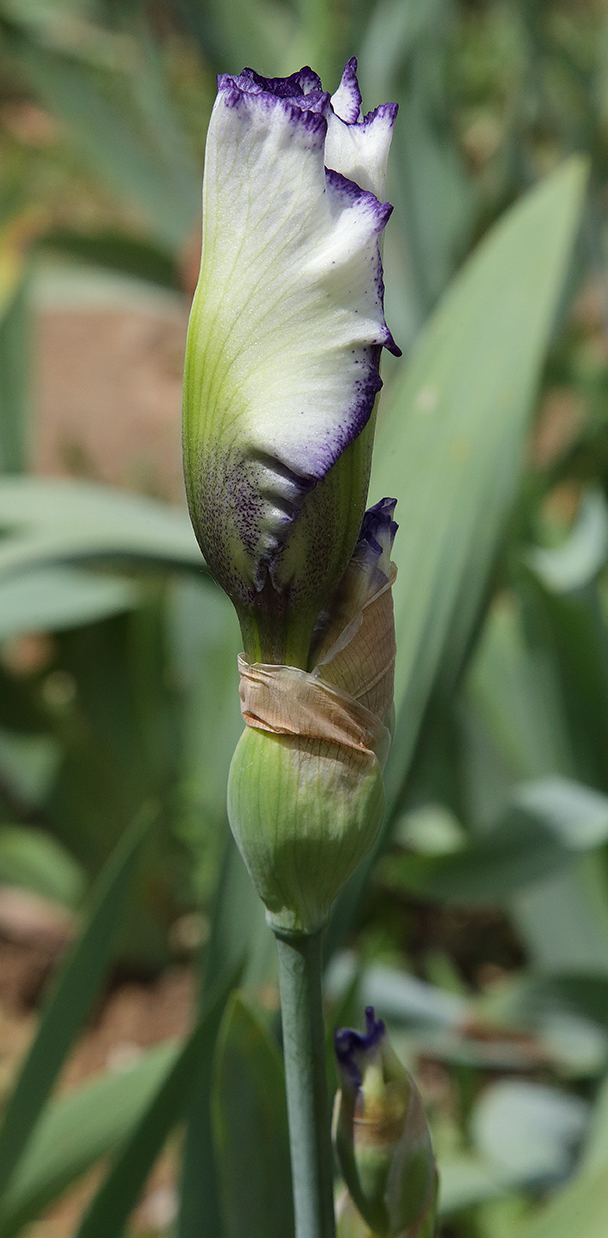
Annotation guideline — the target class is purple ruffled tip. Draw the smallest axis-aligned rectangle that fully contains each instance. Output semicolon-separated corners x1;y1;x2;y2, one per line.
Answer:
218;65;330;115
334;1005;386;1089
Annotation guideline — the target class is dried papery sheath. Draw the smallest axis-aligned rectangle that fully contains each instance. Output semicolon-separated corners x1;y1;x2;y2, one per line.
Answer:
334;1008;438;1238
227;500;397;933
183;60;398;664
312;496;398;726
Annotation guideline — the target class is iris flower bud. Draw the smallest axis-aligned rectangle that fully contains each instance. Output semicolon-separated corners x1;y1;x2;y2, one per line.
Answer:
227;499;397;933
334;1008;438;1238
183;59;399;666
184;61;400;931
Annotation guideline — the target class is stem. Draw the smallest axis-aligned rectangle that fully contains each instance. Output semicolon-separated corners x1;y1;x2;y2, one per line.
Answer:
275;929;336;1238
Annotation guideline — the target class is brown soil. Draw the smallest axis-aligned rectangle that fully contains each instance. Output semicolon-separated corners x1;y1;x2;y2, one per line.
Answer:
0;906;195;1237
33;294;189;503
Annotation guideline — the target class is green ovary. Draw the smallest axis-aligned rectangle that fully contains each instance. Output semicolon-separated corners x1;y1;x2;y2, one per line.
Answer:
227;725;385;934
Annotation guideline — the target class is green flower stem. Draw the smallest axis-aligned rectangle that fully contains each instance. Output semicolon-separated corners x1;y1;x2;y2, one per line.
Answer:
274;928;336;1238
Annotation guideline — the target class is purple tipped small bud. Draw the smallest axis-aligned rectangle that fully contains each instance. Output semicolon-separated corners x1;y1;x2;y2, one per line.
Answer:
335;1006;387;1090
333;1008;438;1237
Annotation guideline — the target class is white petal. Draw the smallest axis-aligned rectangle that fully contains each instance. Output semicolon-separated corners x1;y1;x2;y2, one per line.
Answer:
330;58;362;124
325;102;398;201
184;75;396;592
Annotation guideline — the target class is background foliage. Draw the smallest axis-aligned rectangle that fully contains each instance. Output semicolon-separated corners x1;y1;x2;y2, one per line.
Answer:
3;1;608;1235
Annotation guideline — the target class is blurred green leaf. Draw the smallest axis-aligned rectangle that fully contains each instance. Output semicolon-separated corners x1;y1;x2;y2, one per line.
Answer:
578;1070;608;1177
0;478;203;577
359;0;444;104
0;276;29;476
212;993;293;1238
44;599;180;969
177;838;271;1238
0;210;37;476
75;967;238;1238
478;1196;531;1238
513;777;608;848
331;158;588;950
170;0;293;78
0;1040;178;1237
467;592;608;973
394;84;474;320
438;1154;507;1215
471;1080;589;1185
0;803;153;1197
467;595;574;788
169;580;243;906
202;837;271;998
438;1086;591;1218
0;729;60;809
522;975;608;1035
360;0;473;333
360;961;466;1028
0;825;86;908
526;490;608;593
395;801;467;855
377;157;588;803
336;1189;372;1237
4;22;200;250
40;229;180;291
516;566;608;794
382;777;608;905
381;813;569;905
0;566;140;639
515;859;608;976
516;1163;608;1238
172;584;273;1238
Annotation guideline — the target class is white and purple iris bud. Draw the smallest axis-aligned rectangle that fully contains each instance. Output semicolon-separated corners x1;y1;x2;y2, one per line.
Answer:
334;1008;438;1238
183;60;399;666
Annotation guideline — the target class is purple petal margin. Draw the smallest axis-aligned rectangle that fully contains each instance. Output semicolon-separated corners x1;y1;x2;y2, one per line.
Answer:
217;66;330;132
332;56;362;123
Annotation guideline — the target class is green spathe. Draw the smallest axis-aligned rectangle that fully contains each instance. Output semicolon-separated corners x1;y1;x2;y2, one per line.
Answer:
227;724;385;934
227;514;397;934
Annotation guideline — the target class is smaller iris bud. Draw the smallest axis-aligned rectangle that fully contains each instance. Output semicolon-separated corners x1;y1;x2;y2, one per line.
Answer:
333;1007;438;1238
227;499;397;934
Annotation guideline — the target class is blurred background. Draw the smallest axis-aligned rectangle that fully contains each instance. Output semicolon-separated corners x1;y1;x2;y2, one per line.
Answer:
4;1;608;1236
